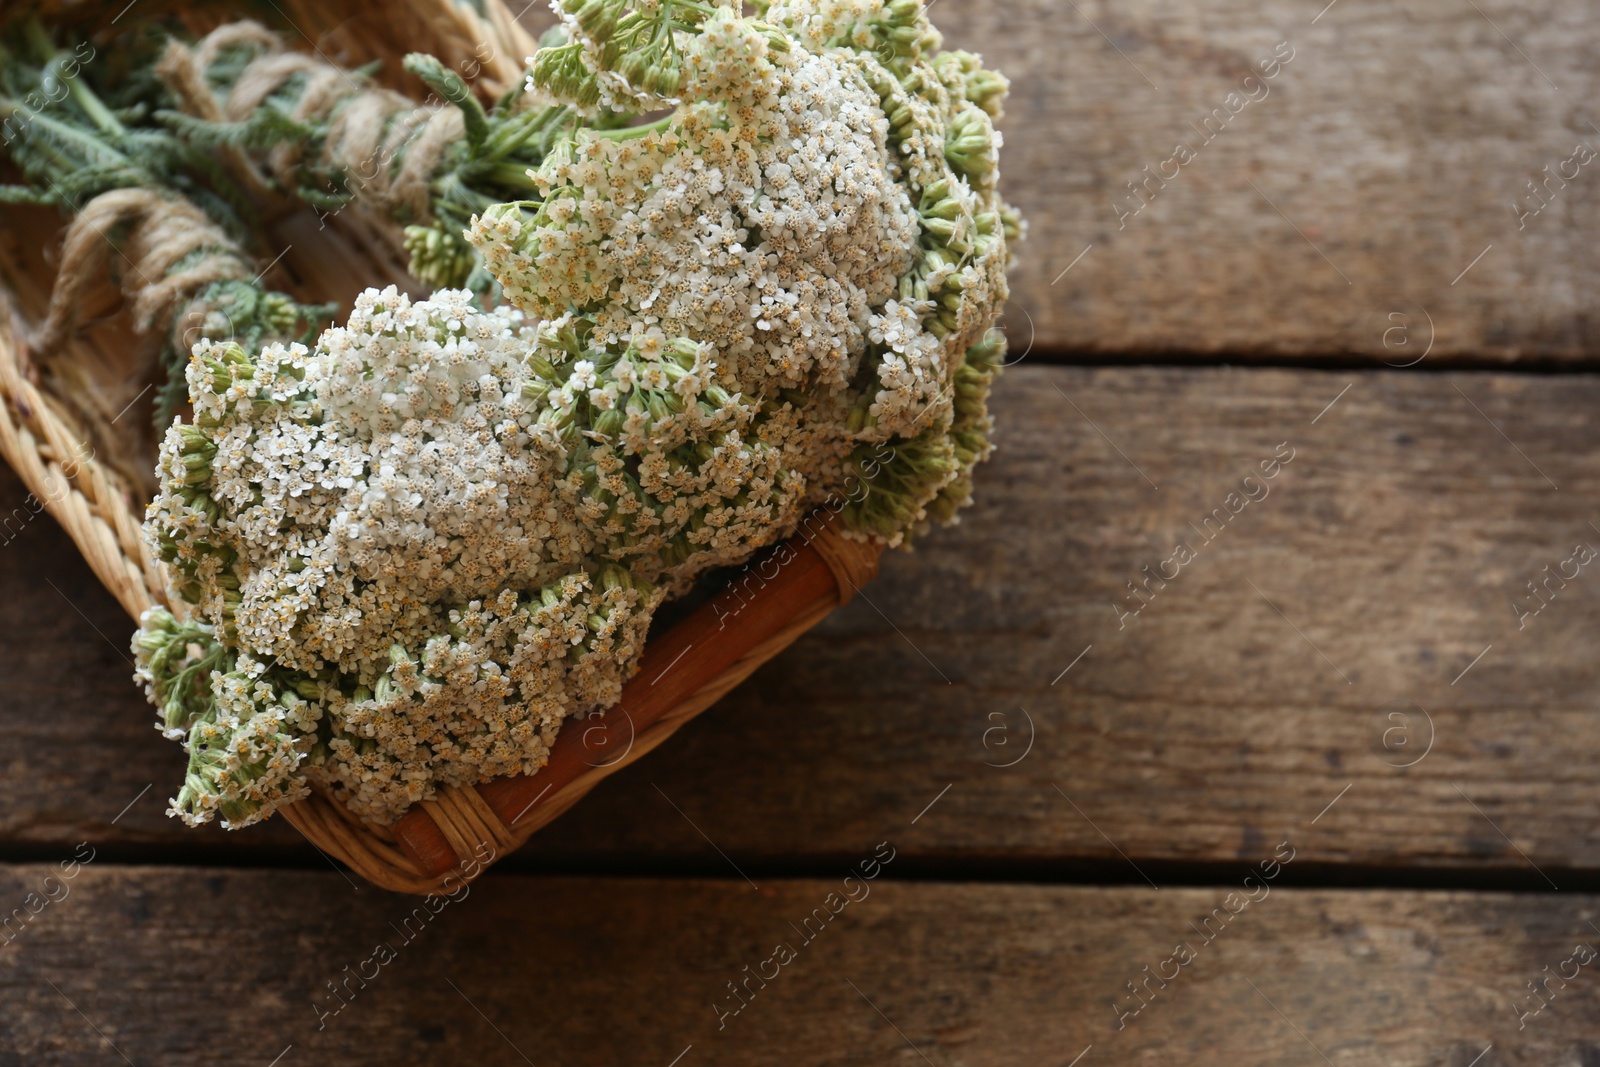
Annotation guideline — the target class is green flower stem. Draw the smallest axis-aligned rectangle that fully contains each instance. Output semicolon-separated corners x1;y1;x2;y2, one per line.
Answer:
482;104;571;161
402;53;489;149
589;114;678;141
462;160;549;191
23;20;123;138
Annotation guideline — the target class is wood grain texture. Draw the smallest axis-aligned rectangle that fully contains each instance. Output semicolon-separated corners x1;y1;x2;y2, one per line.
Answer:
525;362;1600;876
1;865;1597;1065
4;364;1598;875
246;0;1600;364
921;0;1600;362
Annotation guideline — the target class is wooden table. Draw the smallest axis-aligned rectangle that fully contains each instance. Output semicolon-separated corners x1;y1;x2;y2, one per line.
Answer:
3;1;1599;1062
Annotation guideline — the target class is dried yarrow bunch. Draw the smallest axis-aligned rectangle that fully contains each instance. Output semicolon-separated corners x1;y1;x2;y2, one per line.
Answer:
119;0;1021;830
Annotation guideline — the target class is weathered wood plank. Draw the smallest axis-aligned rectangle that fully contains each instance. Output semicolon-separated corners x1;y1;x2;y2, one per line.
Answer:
923;0;1600;362
110;0;1594;364
0;866;1596;1065
4;364;1597;874
521;0;1600;361
530;363;1600;876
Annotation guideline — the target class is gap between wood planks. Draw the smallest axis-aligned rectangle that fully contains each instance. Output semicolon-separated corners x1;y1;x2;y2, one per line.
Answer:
2;845;1598;894
994;347;1600;374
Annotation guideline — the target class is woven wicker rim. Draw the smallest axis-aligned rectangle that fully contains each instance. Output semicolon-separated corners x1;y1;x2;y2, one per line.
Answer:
0;306;877;892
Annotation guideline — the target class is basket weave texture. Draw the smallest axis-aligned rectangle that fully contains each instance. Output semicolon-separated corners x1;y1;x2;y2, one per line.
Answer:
0;0;884;894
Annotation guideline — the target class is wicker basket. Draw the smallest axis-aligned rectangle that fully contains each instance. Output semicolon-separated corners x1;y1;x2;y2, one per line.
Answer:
0;0;883;894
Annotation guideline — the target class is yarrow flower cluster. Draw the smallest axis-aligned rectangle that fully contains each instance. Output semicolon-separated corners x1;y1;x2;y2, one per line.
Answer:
134;0;1021;830
487;0;1021;526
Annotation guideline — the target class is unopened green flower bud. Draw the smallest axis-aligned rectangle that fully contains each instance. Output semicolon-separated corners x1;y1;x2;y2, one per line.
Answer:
887;0;920;22
617;48;654;88
1001;204;1024;242
668;338;701;368
965;69;1009;116
403;224;476;289
178;425;214;454
645;53;683;97
532;41;603;108
572;0;623;42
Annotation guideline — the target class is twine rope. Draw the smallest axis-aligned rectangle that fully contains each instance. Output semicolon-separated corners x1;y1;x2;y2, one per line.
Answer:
36;189;255;358
158;22;465;225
